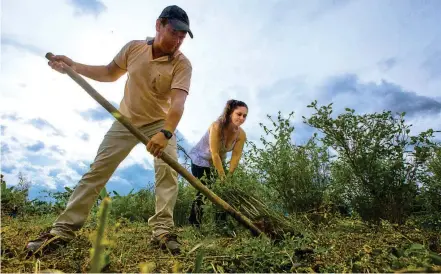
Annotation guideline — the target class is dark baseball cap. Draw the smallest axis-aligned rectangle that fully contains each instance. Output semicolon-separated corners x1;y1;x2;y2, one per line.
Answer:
158;5;193;39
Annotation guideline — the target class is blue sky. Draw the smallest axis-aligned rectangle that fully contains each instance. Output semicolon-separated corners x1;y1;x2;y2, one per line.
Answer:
1;0;440;200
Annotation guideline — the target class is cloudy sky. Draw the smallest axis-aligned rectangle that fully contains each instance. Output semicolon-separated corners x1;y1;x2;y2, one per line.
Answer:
1;0;440;200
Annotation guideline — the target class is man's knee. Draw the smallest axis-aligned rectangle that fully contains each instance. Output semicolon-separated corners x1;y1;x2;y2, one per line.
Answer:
155;162;178;187
81;160;113;183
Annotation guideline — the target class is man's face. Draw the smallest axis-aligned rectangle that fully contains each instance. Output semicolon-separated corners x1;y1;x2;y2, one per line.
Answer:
156;20;187;54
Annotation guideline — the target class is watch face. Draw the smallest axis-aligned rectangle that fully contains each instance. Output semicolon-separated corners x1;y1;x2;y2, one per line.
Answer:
162;130;172;139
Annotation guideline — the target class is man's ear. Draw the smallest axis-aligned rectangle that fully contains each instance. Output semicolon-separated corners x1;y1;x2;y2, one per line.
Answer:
155;19;161;32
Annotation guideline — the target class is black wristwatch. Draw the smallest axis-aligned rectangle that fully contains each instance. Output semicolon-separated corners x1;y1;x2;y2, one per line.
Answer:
160;129;173;139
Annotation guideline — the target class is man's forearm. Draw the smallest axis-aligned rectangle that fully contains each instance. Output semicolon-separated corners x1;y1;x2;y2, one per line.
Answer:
163;103;184;133
74;62;116;82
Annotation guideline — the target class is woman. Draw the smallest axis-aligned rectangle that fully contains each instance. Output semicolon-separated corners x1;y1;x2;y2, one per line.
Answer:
188;99;248;227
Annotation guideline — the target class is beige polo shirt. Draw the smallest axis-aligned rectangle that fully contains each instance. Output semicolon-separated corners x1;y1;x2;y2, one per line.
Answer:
113;37;192;127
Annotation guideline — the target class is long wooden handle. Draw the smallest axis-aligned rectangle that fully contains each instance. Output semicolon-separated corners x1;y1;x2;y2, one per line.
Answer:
45;52;263;237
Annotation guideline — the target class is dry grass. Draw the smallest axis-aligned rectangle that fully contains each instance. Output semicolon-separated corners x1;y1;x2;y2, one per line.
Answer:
1;210;440;273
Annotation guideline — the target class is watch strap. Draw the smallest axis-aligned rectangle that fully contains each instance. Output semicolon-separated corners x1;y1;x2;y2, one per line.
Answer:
160;129;173;139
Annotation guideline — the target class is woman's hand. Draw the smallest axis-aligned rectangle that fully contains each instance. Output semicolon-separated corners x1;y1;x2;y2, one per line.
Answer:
219;174;226;183
219;173;233;184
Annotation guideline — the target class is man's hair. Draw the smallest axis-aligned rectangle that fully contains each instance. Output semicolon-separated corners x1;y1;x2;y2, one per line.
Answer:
159;18;169;26
217;99;248;136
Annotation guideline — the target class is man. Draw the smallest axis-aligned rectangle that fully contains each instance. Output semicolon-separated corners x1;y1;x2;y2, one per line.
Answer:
25;5;193;256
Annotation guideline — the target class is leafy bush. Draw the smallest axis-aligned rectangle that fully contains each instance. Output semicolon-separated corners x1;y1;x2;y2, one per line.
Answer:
303;100;440;224
413;147;441;231
174;179;197;227
109;188;155;222
420;147;441;212
244;111;331;213
1;173;31;217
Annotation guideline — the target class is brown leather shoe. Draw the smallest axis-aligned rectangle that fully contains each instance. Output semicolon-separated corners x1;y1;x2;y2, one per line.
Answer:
24;232;70;257
151;233;181;255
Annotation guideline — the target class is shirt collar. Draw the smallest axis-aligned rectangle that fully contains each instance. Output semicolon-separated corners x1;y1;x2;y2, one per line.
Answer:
147;38;180;62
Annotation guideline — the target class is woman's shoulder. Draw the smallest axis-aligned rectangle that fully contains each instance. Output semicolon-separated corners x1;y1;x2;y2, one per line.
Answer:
209;121;221;132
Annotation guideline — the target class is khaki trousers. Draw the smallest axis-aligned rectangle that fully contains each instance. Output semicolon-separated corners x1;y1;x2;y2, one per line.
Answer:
50;120;178;238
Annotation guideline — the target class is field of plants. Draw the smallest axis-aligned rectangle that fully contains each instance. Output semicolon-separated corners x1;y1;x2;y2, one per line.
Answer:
2;102;440;273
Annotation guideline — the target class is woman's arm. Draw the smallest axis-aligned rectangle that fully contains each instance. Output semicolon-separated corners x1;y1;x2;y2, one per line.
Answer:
209;122;227;179
229;128;246;174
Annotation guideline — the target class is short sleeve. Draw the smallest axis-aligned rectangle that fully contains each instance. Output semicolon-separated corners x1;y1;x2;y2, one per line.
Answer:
113;40;135;70
171;59;192;94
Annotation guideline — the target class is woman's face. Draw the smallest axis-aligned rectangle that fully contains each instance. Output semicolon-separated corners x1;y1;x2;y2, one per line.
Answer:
230;106;248;127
